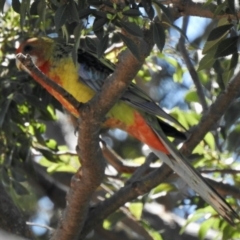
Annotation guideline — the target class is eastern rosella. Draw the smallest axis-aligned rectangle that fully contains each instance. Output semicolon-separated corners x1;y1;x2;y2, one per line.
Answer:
16;37;238;223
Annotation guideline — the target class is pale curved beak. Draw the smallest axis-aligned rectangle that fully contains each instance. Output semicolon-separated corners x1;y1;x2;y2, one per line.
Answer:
16;56;22;70
15;53;30;74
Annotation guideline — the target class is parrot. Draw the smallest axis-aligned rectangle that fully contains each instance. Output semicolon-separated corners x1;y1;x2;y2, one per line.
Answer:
16;37;238;224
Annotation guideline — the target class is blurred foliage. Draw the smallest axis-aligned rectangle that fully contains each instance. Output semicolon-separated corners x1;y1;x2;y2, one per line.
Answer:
1;0;240;239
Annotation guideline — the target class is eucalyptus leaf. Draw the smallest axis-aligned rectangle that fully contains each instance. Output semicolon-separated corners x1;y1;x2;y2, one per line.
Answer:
12;0;20;13
122;9;142;16
0;100;11;128
0;0;6;12
227;0;235;14
207;24;233;41
198;54;215;71
54;4;68;29
153;1;173;23
79;8;95;19
30;0;39;15
67;0;79;24
229;52;238;70
97;34;109;58
119;20;143;37
153;22;165;52
215;36;239;58
141;0;154;19
93;17;108;32
118;32;140;60
12;180;29;195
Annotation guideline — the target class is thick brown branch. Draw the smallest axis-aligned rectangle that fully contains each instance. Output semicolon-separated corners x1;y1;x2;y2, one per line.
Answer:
162;0;240;20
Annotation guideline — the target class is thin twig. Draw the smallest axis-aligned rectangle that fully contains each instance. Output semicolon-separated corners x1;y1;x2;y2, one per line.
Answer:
178;16;208;111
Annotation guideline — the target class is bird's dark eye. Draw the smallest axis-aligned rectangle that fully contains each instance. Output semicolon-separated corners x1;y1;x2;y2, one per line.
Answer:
23;44;33;53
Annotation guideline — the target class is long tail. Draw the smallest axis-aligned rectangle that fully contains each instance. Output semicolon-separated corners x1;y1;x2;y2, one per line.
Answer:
151;127;238;224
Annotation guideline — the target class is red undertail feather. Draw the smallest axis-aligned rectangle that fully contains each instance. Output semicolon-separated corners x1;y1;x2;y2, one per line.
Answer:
128;112;169;154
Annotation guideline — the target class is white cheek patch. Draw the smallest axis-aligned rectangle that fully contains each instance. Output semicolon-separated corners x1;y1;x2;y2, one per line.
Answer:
30;55;38;65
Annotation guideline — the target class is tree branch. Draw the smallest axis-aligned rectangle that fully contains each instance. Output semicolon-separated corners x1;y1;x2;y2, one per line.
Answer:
79;69;240;238
161;0;240;20
16;29;153;240
181;70;240;155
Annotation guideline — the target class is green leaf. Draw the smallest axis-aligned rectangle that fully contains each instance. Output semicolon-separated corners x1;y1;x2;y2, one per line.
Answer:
202;38;224;55
207;24;233;41
73;23;83;64
198;54;216;71
20;0;30;28
153;1;173;23
97;34;109;58
214;36;239;58
93;10;107;18
11;168;27;182
152;183;176;195
198;218;215;240
0;0;6;12
227;126;240;152
224;99;240;129
153;22;165;52
93;17;108;32
30;0;40;15
13;93;25;104
54;4;68;30
129;202;143;220
12;180;29;195
222;69;234;85
119;20;143;37
94;28;104;40
0;100;11;128
214;1;227;16
1;168;10;185
185;90;199;103
122;9;142;16
88;0;102;6
47;163;76;173
204;132;215;150
227;0;235;14
85;37;97;52
141;0;154;19
39;157;54;167
24;94;45;109
118;32;140;60
229;52;238;70
180;206;215;234
67;0;79;24
79;8;95;19
45;139;58;151
12;0;20;13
